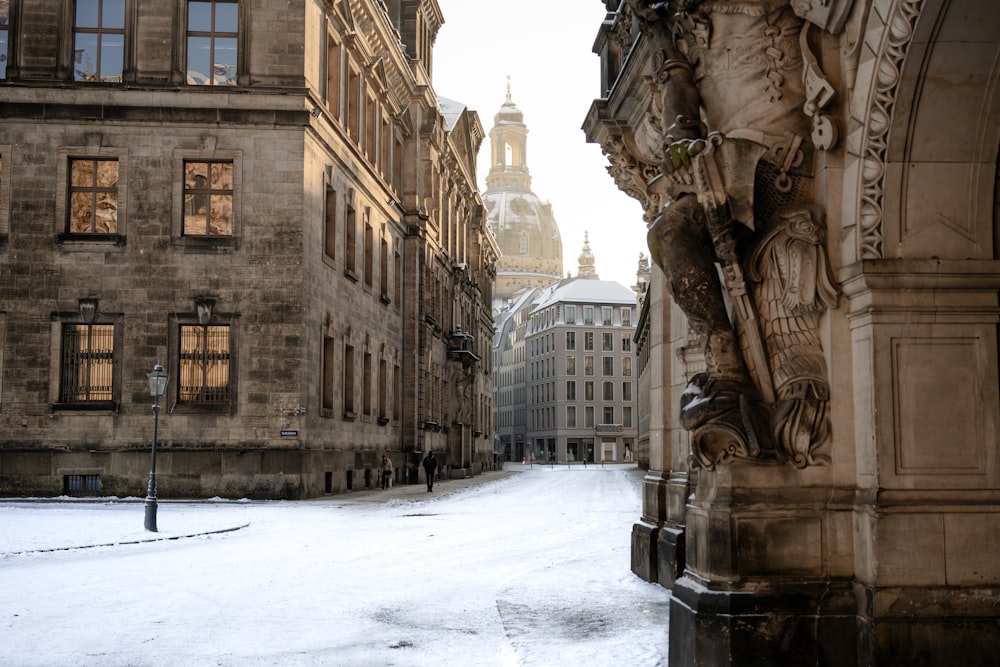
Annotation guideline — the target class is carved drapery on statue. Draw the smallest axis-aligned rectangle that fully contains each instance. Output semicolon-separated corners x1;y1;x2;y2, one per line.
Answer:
614;0;847;469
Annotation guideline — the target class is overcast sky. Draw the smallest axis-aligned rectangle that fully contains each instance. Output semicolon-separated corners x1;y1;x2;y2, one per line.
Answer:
433;0;650;290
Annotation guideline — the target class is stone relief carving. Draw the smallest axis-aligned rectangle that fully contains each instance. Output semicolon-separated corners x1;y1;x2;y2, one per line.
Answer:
857;0;923;259
620;0;847;469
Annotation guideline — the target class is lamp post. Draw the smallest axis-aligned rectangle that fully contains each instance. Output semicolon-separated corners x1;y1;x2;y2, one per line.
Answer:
144;362;168;532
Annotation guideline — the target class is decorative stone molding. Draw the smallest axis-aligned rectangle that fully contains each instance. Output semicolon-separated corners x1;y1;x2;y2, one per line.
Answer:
856;0;924;259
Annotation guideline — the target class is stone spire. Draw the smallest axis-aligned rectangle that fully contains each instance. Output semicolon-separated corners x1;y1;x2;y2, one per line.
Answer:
577;232;599;280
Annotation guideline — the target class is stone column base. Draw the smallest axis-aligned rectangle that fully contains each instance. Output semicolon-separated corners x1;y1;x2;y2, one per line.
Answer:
630;521;659;583
668;576;860;666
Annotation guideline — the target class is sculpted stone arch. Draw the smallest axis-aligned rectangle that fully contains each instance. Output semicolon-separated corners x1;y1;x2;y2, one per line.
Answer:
851;0;1000;261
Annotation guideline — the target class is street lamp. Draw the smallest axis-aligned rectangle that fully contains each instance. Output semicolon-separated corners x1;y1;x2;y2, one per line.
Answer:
144;362;168;532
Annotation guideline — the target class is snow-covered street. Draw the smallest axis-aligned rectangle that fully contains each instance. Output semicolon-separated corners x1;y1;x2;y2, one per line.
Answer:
1;465;669;666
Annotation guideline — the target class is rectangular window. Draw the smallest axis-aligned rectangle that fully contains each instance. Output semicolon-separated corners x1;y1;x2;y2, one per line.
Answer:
365;94;377;160
178;324;231;403
584;332;594;351
393;363;401;420
380;237;389;300
603;406;615;424
381;117;390;179
326;36;341;116
584;306;594;325
566;356;576;376
603;356;614;376
393;136;403;192
622;356;632;377
362;351;372;416
584;355;594;376
623;406;633;427
602;306;613;326
0;2;8;79
345;203;357;275
566;381;576;400
566;331;575;350
585;406;595;428
566;406;576;428
68;159;119;234
347;67;360;142
621;307;632;327
622;335;632;352
364;219;374;286
60;323;115;403
565;305;576;324
187;0;238;86
394;252;401;305
324;185;336;260
321;336;335;413
378;358;387;420
622;381;632;401
585;381;594;401
343;343;355;415
603;381;614;401
183;160;233;236
74;0;125;82
602;332;614;351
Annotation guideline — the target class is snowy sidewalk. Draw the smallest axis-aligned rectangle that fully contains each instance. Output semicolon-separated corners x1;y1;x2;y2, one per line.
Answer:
0;464;669;667
0;466;527;555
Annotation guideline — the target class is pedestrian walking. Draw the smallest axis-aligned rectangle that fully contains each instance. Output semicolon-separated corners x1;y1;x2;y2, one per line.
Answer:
380;454;393;489
422;451;438;492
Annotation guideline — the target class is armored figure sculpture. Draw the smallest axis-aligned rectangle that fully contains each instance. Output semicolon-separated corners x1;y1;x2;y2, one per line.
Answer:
626;0;840;468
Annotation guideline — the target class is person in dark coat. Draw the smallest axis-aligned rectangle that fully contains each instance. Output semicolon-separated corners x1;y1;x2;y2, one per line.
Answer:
379;454;393;489
422;451;438;492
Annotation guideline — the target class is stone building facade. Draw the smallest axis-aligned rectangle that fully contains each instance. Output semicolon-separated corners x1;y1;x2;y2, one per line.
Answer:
0;0;498;499
523;269;638;465
493;288;534;462
494;237;639;465
585;0;1000;664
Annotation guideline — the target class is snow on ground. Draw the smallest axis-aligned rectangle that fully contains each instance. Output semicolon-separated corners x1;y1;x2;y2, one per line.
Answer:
0;465;670;667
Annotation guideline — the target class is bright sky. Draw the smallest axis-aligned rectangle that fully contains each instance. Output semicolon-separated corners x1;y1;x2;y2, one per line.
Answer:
433;0;650;290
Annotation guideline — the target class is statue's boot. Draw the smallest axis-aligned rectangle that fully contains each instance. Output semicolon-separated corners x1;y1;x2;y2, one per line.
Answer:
680;332;755;430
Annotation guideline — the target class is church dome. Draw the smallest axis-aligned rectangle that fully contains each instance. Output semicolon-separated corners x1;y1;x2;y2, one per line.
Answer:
494;99;524;125
483;88;563;302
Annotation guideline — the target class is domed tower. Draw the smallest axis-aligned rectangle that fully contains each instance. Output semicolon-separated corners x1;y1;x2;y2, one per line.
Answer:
483;82;564;302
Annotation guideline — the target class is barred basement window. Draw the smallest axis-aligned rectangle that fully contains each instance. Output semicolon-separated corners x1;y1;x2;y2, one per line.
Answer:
64;474;101;497
60;323;115;403
178;324;230;403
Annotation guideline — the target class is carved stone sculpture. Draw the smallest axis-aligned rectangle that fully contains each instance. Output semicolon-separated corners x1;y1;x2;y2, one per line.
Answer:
624;0;842;468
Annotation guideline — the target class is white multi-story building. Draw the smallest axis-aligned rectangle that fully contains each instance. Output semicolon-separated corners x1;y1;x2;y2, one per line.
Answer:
495;236;639;464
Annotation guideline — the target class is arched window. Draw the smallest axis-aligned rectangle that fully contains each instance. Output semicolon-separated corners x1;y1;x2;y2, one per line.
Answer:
519;234;528;255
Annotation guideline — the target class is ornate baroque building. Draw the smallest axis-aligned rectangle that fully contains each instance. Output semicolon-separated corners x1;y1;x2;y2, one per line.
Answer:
0;0;498;498
585;0;1000;664
482;91;564;302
